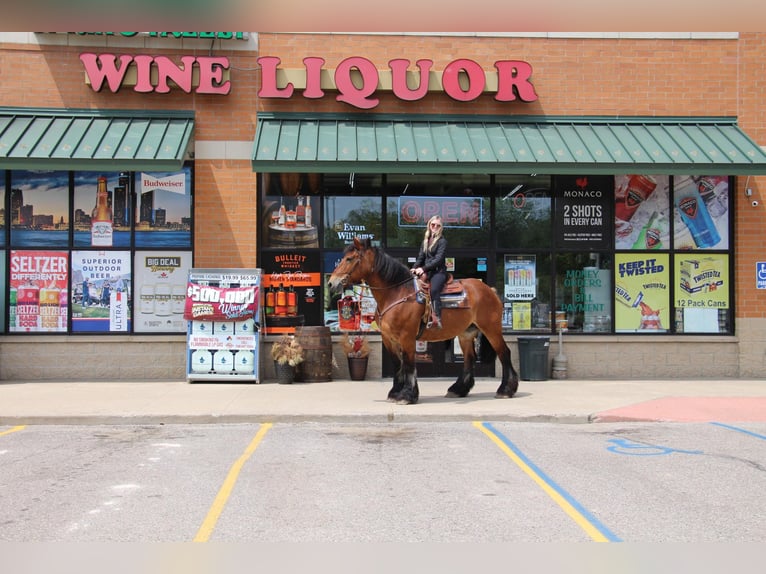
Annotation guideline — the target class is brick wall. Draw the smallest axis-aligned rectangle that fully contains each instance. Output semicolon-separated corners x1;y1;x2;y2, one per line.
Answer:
2;34;766;381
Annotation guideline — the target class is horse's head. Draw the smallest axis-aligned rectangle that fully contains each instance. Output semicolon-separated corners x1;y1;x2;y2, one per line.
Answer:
328;237;373;294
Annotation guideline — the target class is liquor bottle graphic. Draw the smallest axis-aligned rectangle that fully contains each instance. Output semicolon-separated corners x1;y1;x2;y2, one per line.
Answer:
631;211;665;250
91;176;114;246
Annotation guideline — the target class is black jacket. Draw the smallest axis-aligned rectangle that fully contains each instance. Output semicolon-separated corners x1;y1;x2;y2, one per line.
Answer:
414;236;447;277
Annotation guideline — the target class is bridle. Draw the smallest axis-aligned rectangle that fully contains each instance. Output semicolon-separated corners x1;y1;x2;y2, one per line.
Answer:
337;246;421;319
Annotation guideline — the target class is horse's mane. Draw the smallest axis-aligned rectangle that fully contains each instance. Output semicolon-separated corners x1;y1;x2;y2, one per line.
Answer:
372;246;413;286
344;239;412;287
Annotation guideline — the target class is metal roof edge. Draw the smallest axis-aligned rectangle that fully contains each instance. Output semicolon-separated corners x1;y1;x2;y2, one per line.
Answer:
0;106;195;120
254;111;740;125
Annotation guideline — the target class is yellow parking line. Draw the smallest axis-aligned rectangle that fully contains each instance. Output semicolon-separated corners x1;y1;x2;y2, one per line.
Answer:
474;421;620;542
0;425;26;437
194;422;273;542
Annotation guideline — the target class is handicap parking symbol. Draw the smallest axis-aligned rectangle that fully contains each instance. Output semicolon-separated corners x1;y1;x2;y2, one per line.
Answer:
758;262;766;289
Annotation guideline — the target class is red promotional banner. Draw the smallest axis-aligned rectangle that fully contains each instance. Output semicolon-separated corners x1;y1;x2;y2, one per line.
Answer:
183;283;258;321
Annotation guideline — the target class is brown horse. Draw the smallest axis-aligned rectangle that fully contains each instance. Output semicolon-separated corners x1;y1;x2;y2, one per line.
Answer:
328;237;519;404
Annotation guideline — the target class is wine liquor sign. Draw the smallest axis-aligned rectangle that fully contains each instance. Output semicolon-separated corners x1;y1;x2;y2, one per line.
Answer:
80;52;538;106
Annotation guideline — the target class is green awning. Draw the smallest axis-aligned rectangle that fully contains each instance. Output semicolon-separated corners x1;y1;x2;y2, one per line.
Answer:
0;107;194;171
252;112;766;175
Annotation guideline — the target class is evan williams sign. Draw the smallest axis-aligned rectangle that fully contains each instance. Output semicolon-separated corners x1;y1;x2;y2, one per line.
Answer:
259;56;538;109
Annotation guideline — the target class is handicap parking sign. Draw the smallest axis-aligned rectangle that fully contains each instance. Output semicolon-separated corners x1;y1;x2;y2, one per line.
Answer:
757;262;766;289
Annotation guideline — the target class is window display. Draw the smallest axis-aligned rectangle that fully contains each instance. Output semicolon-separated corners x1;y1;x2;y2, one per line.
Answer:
10;250;69;333
674;253;730;333
2;164;195;335
10;171;69;247
614;253;670;332
134;168;192;248
614;174;670;250
256;171;733;338
133;251;191;333
555;253;612;333
496;175;552;249
74;171;131;247
71;251;131;332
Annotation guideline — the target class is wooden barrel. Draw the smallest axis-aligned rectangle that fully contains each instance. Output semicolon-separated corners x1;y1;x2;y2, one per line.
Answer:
268;224;319;248
295;326;333;383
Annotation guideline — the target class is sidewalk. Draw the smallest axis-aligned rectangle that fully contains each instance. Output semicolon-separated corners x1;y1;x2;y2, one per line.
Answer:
2;377;766;425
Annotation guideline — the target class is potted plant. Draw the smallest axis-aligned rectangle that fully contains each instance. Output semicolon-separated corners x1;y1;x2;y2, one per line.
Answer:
342;333;370;380
270;334;304;384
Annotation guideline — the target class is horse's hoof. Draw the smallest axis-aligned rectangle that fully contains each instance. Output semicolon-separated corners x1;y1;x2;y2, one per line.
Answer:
494;392;514;399
445;391;460;398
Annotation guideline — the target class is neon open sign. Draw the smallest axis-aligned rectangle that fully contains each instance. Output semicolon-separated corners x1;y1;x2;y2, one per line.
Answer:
398;196;483;228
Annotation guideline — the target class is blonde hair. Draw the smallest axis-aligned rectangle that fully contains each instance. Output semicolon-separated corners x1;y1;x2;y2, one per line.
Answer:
422;215;443;252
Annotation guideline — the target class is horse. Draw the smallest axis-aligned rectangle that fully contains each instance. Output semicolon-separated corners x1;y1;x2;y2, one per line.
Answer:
328;237;519;405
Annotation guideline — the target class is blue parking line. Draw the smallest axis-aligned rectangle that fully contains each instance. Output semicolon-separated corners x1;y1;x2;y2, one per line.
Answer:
710;422;766;440
476;421;622;542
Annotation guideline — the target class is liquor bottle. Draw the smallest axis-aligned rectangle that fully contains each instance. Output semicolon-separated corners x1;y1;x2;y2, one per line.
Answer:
265;285;275;316
296;196;306;227
305;200;312;227
287;284;297;316
275;283;287;315
615;174;657;222
631;211;665;250
278;202;286;226
91;176;114;246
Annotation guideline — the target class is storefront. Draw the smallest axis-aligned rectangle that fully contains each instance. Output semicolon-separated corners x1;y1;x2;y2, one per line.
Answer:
2;32;766;380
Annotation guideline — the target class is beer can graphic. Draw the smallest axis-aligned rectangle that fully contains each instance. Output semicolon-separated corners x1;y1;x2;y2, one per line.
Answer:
39;287;60;330
59;288;68;330
17;283;40;331
154;283;172;316
139;284;155;314
171;284;186;314
9;286;17;329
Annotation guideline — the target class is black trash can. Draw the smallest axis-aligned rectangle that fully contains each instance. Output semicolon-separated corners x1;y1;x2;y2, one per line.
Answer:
517;336;551;381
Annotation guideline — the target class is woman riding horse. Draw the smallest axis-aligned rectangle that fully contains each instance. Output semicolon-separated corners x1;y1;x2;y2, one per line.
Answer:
329;237;519;405
411;215;448;329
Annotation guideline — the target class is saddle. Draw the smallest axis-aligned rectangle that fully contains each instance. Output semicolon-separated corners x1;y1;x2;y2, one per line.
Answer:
415;274;468;308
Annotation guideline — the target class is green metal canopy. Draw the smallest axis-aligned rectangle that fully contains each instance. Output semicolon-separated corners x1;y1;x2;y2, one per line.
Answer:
252;112;766;175
0;107;194;171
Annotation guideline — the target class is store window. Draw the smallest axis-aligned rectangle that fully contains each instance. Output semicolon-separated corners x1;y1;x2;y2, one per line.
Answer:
73;171;131;247
495;175;552;249
385;174;490;248
498;253;553;332
10;170;69;248
4;164;194;334
555;252;613;333
256;171;735;337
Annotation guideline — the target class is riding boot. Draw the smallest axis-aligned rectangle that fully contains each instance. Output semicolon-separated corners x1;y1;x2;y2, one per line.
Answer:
432;299;442;329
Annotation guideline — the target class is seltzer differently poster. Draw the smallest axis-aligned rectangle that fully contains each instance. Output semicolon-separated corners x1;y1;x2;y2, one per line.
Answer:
10;250;69;333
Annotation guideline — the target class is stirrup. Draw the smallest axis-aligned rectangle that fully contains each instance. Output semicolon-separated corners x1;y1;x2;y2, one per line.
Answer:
428;316;442;329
